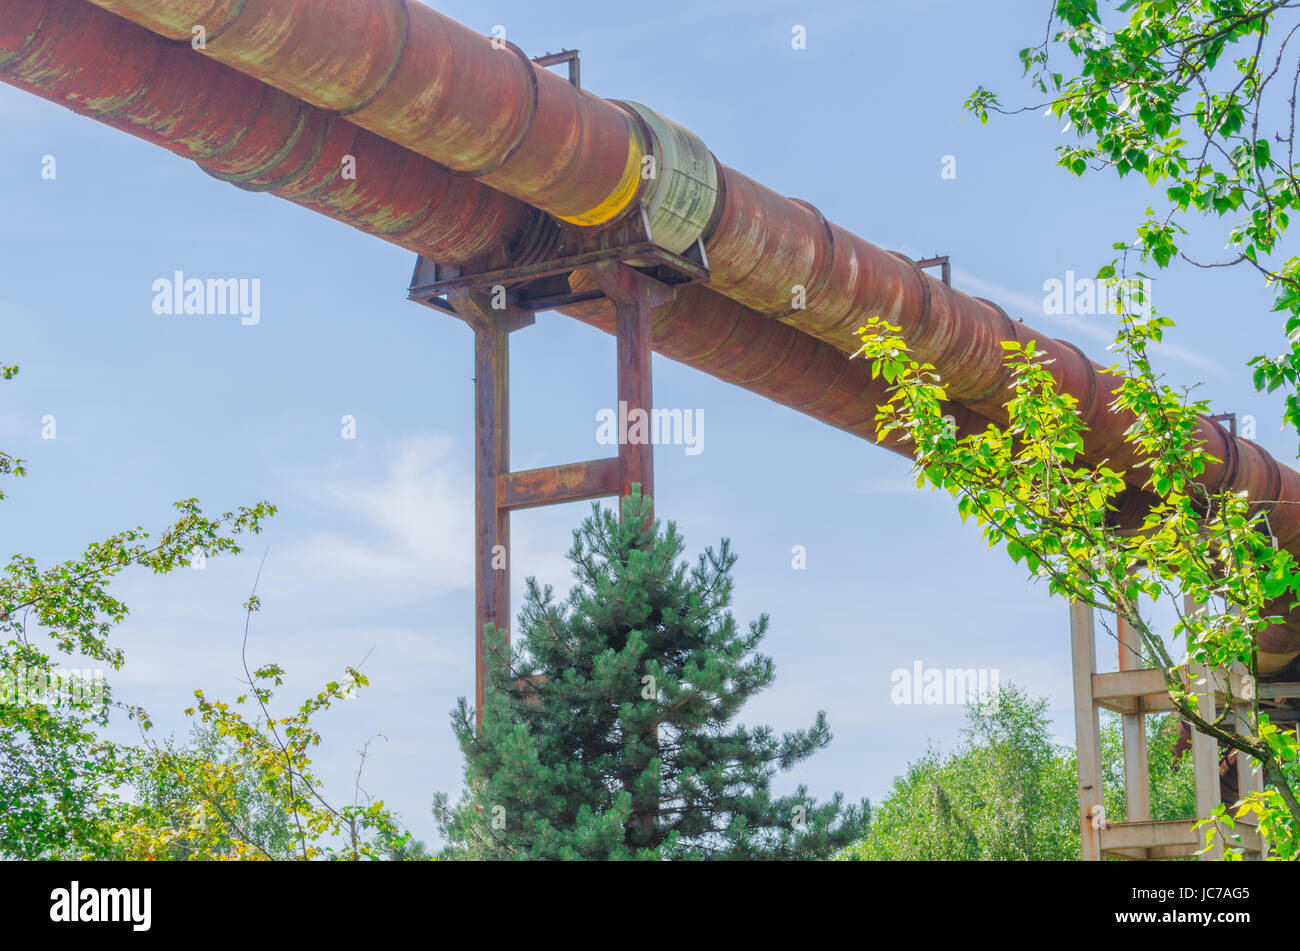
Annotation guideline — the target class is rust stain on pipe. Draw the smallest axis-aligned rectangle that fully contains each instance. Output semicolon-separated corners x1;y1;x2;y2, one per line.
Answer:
84;0;648;227
3;0;524;262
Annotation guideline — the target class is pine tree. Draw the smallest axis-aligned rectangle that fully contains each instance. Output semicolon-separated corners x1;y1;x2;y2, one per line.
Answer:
434;489;869;859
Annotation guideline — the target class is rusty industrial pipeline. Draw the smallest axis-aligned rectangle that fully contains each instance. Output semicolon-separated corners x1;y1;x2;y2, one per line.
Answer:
4;0;1300;673
77;1;1300;550
0;0;986;454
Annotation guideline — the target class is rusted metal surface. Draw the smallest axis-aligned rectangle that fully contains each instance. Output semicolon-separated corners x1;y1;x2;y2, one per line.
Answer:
1;0;527;264
407;209;710;318
533;49;580;89
499;458;621;512
698;167;1300;563
705;167;826;315
82;0;647;228
562;273;940;454
448;288;524;728
591;263;673;514
697;160;1300;558
916;256;952;287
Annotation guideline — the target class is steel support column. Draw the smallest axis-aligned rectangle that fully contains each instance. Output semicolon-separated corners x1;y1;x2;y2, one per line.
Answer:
592;262;675;519
449;289;534;728
591;263;672;843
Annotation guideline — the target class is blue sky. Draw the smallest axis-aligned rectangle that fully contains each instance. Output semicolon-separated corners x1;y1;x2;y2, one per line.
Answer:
0;0;1291;847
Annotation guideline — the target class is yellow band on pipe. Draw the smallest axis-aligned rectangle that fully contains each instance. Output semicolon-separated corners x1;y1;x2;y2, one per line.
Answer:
555;129;646;227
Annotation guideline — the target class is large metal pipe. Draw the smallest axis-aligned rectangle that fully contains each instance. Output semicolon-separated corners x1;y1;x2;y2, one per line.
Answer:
0;0;977;464
0;0;529;262
84;0;650;229
82;0;1300;555
5;0;1298;673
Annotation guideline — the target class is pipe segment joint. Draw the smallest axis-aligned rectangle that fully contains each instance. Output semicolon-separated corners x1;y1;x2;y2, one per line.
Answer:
615;101;719;255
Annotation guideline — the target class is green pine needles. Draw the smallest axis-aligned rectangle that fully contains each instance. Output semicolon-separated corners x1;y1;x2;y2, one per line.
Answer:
435;488;869;859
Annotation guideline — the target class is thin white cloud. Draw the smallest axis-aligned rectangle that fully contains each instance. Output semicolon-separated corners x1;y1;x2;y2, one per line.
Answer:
948;267;1228;379
286;435;474;596
946;269;1046;320
279;434;573;604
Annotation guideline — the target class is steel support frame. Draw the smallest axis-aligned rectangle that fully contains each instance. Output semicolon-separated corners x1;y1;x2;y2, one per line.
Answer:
444;263;674;728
